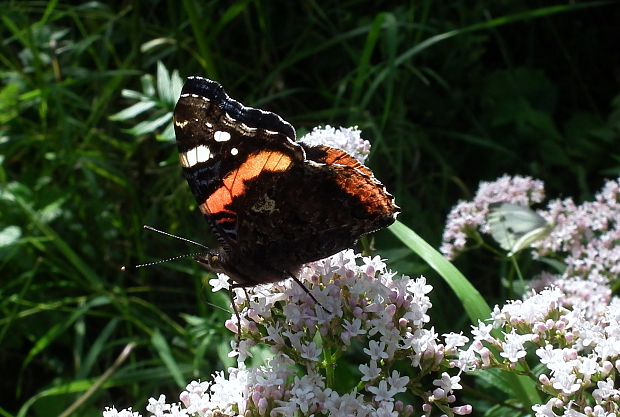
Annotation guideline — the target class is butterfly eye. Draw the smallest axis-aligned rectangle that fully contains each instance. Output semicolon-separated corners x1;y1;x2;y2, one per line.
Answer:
209;254;221;268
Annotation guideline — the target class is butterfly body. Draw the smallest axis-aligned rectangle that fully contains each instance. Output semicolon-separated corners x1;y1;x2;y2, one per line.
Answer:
173;77;398;287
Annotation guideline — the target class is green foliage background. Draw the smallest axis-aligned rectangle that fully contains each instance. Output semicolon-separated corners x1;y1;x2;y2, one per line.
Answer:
1;1;619;416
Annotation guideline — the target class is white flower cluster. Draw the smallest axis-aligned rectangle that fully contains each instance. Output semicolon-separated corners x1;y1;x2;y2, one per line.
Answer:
526;179;620;318
104;250;469;417
300;125;371;163
441;176;620;320
456;288;620;417
441;175;620;416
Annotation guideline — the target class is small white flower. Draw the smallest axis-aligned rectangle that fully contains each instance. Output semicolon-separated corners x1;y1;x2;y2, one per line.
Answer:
342;318;366;344
300;341;321;362
367;380;394;402
209;273;230;292
499;331;530;363
443;332;469;351
471;320;494;342
361;254;386;277
103;407;142;417
432;372;462;394
406;276;433;297
363;340;389;361
145;395;170;417
375;400;398;417
593;377;619;401
551;371;581;395
359;360;381;382
531;398;561;417
386;370;409;394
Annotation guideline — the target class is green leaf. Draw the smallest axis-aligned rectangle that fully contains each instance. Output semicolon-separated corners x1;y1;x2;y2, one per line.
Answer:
126;112;172;136
157;61;174;104
157;121;176;142
109;100;157;121
170;69;184;101
0;225;21;247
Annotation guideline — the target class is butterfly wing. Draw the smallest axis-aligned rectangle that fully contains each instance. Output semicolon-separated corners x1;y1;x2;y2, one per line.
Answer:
487;203;548;253
173;77;305;246
228;143;398;270
174;77;398;285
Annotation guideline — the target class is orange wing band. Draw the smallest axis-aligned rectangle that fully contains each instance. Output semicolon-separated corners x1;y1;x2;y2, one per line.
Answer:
200;151;292;215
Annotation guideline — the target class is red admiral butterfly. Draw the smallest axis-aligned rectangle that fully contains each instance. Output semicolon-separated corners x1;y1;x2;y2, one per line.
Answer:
173;77;398;295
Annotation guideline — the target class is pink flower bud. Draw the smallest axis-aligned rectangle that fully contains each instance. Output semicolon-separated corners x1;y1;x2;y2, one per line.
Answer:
225;320;238;334
480;348;491;367
258;398;268;416
179;391;190;407
452;404;472;415
534;322;546;333
386;304;397;317
247;308;259;321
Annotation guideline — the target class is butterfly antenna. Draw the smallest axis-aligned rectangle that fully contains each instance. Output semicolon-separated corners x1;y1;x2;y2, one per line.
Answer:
143;225;210;250
121;252;205;271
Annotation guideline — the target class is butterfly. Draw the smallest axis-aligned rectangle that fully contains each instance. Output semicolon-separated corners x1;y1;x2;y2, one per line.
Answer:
487;203;550;256
173;77;398;314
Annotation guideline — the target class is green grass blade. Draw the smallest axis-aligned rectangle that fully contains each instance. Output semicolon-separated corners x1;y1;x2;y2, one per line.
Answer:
15;197;103;290
23;296;111;367
389;221;491;322
151;329;186;388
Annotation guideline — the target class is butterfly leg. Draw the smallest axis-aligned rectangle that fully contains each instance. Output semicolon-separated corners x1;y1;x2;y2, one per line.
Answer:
287;271;332;315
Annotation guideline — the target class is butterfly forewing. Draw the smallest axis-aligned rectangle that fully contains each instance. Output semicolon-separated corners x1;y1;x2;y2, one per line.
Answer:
174;78;304;243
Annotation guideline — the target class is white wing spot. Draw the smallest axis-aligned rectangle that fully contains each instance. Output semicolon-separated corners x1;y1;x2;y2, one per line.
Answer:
174;119;189;128
196;145;211;163
186;147;198;167
231;147;239;156
214;131;231;142
241;123;257;132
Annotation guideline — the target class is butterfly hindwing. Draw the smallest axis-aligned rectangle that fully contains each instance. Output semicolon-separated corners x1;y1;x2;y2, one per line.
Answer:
226;147;397;269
